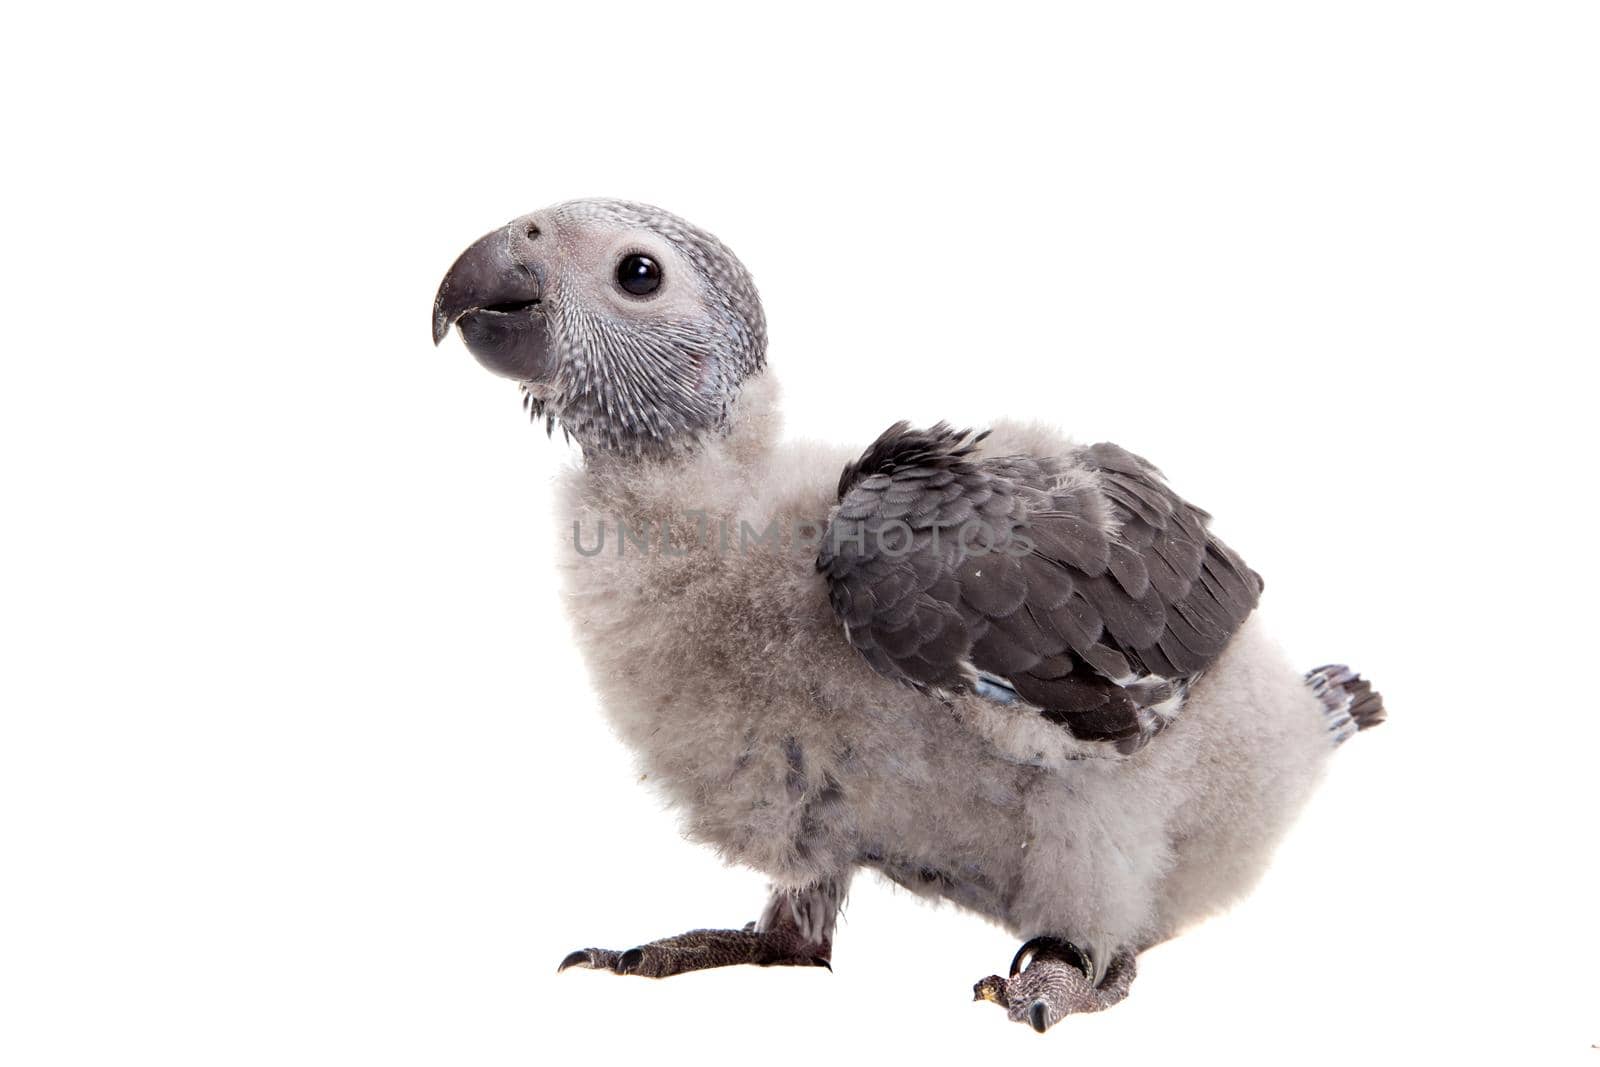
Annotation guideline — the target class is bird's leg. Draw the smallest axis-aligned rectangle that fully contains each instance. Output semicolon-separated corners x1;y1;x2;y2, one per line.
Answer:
972;937;1137;1033
557;879;843;979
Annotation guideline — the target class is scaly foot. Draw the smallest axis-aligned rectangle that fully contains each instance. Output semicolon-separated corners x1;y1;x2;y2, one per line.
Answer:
973;937;1136;1032
558;921;829;979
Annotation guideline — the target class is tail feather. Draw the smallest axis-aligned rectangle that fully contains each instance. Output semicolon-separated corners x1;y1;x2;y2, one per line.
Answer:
1306;664;1387;745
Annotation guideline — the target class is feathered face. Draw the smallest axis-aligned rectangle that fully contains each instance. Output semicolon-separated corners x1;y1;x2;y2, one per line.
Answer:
433;199;767;458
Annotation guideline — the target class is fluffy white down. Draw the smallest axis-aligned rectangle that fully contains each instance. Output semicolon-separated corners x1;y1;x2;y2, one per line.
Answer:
554;370;1334;952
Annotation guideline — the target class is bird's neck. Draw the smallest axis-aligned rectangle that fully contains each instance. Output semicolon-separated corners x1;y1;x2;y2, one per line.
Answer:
568;369;783;525
709;367;783;468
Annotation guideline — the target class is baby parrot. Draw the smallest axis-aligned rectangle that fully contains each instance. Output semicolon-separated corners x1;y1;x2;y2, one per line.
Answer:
431;199;1385;1032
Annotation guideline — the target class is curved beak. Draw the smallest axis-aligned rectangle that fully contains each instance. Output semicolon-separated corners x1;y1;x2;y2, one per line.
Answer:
432;225;556;383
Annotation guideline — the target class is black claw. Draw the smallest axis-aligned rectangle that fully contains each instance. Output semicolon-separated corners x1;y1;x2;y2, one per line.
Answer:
811;957;832;971
1009;941;1033;977
1011;935;1091;979
557;950;590;973
616;947;644;974
1029;1001;1050;1034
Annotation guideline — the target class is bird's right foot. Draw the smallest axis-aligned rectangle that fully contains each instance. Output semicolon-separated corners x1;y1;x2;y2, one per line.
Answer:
557;923;830;979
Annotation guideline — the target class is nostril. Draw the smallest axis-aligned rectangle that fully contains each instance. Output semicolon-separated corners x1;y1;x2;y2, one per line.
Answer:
525;224;541;240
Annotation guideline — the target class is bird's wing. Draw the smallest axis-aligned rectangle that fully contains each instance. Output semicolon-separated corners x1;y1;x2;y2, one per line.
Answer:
818;423;1263;754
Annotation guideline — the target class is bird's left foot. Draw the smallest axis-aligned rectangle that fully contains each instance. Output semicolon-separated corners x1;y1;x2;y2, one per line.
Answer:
557;923;830;979
972;937;1136;1032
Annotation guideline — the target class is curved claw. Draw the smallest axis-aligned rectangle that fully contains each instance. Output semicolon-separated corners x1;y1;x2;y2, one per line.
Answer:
1087;944;1110;987
615;948;645;975
1010;936;1091;979
557;950;593;973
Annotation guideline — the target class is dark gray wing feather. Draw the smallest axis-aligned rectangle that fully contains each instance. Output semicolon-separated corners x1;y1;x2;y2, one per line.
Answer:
818;424;1263;752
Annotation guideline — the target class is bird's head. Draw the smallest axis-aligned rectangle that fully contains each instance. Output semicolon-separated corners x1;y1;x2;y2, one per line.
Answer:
432;199;767;458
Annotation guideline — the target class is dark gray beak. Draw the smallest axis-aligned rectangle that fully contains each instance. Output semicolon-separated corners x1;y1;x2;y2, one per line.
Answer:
432;225;556;382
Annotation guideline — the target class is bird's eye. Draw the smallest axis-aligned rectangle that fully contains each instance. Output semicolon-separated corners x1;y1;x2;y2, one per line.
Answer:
616;253;662;296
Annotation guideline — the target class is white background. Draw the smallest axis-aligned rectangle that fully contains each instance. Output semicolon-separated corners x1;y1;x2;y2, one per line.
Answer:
4;2;1596;1063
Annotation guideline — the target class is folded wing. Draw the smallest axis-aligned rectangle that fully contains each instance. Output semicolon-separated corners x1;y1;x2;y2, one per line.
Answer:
818;423;1263;754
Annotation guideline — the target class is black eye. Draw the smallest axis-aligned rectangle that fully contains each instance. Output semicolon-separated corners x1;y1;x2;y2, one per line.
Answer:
616;253;662;296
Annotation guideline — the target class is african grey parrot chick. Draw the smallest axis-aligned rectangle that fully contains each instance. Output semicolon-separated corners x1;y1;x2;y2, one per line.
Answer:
431;199;1387;1033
